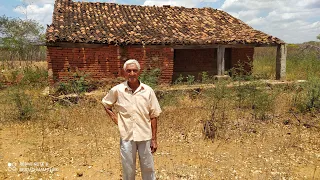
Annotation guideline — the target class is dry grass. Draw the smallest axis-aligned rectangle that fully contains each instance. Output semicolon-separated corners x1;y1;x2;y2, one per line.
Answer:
0;85;319;179
253;46;320;80
1;54;320;179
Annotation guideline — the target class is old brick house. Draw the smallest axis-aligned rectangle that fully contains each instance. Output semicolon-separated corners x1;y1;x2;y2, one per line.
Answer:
46;0;287;84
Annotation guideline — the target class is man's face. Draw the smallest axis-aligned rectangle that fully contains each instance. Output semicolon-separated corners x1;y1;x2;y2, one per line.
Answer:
124;63;140;84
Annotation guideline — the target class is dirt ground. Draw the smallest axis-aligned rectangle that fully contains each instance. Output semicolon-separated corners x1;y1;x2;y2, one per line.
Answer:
0;87;320;180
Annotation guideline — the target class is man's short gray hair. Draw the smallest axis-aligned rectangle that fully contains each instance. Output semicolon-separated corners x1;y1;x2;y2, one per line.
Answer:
123;59;141;71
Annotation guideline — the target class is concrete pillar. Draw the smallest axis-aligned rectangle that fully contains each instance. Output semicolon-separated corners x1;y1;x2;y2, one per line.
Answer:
276;44;287;80
217;46;225;75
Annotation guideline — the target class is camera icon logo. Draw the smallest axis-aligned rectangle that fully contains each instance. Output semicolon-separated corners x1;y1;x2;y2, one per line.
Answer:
7;162;17;171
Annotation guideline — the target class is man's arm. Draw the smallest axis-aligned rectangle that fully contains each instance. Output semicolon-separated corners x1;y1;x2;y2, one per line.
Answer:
150;117;157;153
102;87;118;125
103;105;118;125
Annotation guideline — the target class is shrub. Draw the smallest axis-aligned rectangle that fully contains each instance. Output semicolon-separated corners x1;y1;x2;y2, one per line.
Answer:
230;60;254;81
293;77;320;112
139;68;161;88
8;69;20;83
203;80;231;140
54;70;98;95
186;75;195;85
201;71;210;83
249;83;276;120
21;66;48;87
11;88;35;120
174;74;184;84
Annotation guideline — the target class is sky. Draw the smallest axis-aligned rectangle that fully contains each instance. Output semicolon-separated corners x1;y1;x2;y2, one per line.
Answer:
1;0;320;44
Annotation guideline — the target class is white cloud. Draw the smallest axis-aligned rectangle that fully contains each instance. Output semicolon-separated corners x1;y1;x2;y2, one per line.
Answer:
297;0;320;8
23;0;54;4
228;10;259;22
21;0;55;5
143;0;197;8
221;0;320;43
14;4;54;27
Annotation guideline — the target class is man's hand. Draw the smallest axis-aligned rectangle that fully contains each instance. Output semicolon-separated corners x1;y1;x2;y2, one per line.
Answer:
150;139;157;153
150;117;158;153
104;106;118;125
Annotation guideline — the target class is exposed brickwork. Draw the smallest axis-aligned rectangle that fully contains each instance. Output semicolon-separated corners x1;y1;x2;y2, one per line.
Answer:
116;46;174;84
48;46;119;83
173;48;217;80
231;48;254;73
47;45;253;84
47;45;174;84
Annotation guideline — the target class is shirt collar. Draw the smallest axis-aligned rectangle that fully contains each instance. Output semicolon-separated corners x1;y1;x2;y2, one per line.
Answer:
124;81;145;93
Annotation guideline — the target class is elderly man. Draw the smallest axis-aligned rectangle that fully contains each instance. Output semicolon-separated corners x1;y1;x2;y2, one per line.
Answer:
102;59;161;180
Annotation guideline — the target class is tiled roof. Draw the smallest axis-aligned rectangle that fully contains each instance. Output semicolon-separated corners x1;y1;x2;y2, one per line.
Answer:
46;0;284;45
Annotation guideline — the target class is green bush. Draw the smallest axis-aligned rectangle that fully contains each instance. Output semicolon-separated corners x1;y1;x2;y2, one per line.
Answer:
8;69;20;83
21;66;48;87
186;75;195;85
201;71;210;83
54;70;98;95
293;77;320;112
139;68;161;88
174;74;184;84
11;88;35;120
230;60;254;81
249;83;276;120
233;81;276;120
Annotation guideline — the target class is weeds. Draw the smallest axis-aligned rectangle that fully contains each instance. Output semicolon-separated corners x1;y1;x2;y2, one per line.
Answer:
1;64;48;88
21;66;48;87
174;74;184;84
293;77;320;113
201;71;210;83
186;75;195;85
11;87;35;120
54;70;98;95
249;82;276;120
203;80;231;140
139;68;161;88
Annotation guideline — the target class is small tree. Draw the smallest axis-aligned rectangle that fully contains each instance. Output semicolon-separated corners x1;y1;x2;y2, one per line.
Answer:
317;34;320;41
0;15;44;62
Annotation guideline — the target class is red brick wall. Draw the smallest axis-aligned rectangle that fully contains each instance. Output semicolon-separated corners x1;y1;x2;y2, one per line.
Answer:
173;48;217;80
47;45;253;84
120;46;174;84
231;48;254;73
47;45;174;84
47;46;118;84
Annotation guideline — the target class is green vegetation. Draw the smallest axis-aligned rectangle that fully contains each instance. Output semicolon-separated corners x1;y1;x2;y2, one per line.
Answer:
54;70;98;95
0;15;45;62
253;44;320;80
201;71;210;83
139;68;161;88
186;74;195;85
174;74;184;84
293;77;320;113
10;87;35;121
